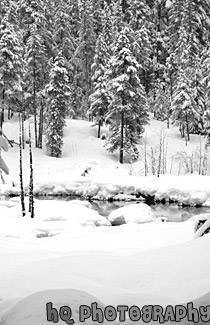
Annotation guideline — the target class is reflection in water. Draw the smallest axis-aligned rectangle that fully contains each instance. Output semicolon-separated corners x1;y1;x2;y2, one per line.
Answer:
91;201;210;222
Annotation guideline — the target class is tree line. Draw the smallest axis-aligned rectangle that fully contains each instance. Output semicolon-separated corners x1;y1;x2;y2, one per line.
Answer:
0;0;210;163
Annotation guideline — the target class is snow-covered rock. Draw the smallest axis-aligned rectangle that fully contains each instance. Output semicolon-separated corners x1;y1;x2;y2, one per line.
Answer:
0;289;105;325
108;203;155;226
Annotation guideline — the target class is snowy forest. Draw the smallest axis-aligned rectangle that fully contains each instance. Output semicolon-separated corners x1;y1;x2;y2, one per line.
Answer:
1;2;210;322
1;0;210;163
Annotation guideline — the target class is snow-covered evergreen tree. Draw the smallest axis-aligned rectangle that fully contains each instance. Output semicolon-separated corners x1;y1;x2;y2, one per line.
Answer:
24;23;47;147
89;33;110;138
0;17;23;128
129;0;151;30
53;0;75;62
168;0;185;54
203;110;210;149
106;26;149;163
92;0;104;36
153;81;170;122
169;0;210;61
74;0;96;114
190;58;205;134
201;43;210;110
45;52;70;157
111;0;124;37
68;0;81;40
171;66;199;141
102;2;114;55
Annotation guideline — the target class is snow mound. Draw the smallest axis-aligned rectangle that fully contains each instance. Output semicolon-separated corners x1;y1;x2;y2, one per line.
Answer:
108;203;155;226
0;206;9;216
0;199;111;239
0;289;105;325
0;200;17;208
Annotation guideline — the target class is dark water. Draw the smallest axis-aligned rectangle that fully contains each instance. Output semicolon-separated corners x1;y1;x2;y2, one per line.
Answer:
91;201;210;222
36;196;210;222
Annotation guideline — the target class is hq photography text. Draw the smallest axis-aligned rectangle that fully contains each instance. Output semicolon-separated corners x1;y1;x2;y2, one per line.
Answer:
46;301;210;324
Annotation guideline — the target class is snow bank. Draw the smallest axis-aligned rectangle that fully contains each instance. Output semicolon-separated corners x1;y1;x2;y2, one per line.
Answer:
108;203;155;225
0;233;209;309
0;199;110;239
0;289;105;325
4;175;210;206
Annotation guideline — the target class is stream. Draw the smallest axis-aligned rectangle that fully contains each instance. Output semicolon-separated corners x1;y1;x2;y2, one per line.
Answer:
37;197;210;222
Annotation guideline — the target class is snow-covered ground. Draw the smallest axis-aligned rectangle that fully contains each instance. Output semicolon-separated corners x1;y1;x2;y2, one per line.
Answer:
0;197;210;323
2;113;210;206
0;114;210;324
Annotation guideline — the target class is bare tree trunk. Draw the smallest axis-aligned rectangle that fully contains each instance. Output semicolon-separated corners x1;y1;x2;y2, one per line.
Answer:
19;116;25;217
120;112;124;164
22;113;25;150
33;52;38;148
186;114;190;141
28;124;34;218
38;97;44;149
97;119;101;139
8;107;11;120
179;123;185;138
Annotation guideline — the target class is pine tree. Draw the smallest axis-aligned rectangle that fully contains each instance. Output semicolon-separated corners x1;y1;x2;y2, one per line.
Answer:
168;0;185;53
169;0;210;67
0;18;23;130
0;0;10;24
129;0;151;30
106;26;149;163
74;0;96;114
132;24;152;92
0;0;18;26
149;0;169;106
53;0;75;61
92;0;104;36
17;0;44;28
102;2;114;55
68;0;80;40
89;33;110;138
153;81;170;122
201;43;210;110
111;0;124;37
191;57;205;134
165;52;177;121
45;52;70;157
24;23;47;148
203;109;210;149
172;23;205;136
171;67;199;141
